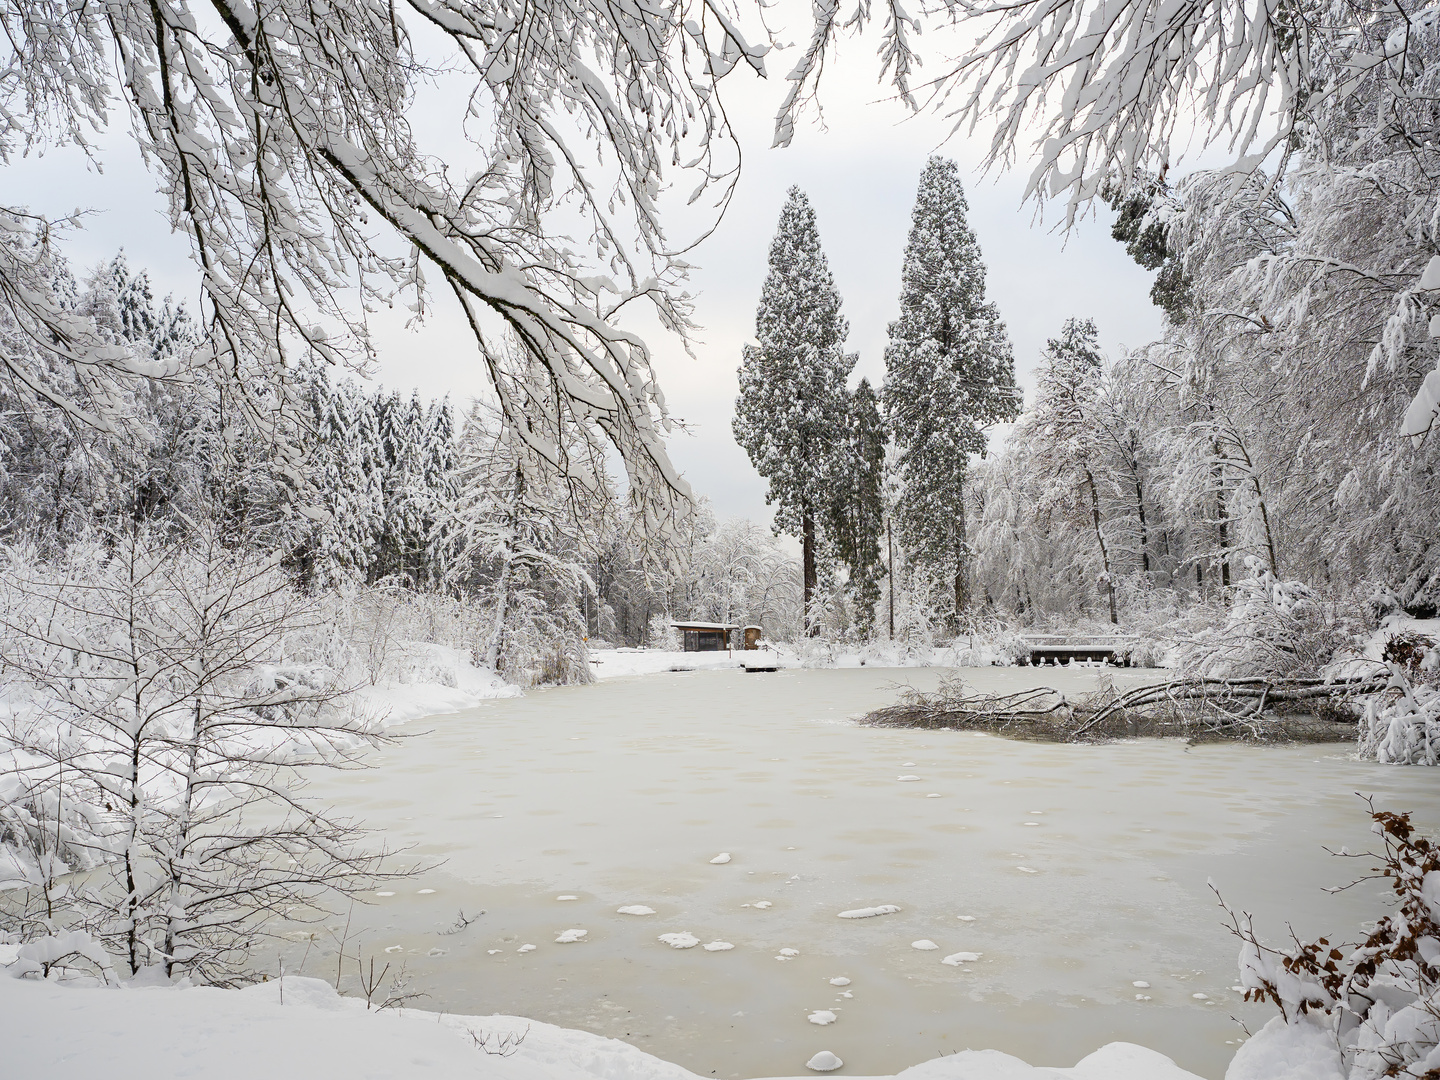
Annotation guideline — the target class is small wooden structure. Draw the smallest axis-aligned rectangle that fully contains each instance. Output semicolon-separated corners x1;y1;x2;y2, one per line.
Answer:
672;621;739;652
743;626;763;651
1017;636;1137;667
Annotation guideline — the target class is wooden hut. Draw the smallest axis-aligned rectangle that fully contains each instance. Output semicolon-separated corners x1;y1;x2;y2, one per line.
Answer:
671;621;739;652
743;626;763;650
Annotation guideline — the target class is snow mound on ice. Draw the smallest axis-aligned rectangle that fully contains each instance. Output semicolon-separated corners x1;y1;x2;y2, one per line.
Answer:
703;942;734;952
829;977;851;986
912;940;939;950
659;933;699;949
838;905;900;919
807;1050;844;1071
617;906;656;916
942;952;981;965
554;929;586;943
709;853;732;864
808;1011;837;1025
1223;1017;1344;1080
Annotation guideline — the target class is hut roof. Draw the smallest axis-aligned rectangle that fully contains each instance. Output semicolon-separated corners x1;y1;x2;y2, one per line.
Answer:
670;621;740;631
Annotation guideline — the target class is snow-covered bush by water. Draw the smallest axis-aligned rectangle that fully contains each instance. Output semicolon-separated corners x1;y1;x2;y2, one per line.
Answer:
1223;806;1440;1079
0;531;396;983
1182;559;1358;679
1359;654;1440;766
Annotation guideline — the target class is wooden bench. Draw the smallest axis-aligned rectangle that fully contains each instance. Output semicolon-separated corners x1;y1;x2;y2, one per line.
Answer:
1019;640;1137;667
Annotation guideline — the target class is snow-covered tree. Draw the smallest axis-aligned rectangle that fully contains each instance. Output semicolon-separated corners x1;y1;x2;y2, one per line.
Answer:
733;187;855;631
827;378;887;638
884;157;1019;628
0;527;393;982
450;396;601;686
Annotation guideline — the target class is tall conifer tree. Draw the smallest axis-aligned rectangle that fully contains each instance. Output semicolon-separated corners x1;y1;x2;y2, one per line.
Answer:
884;158;1019;627
733;187;854;630
828;378;888;636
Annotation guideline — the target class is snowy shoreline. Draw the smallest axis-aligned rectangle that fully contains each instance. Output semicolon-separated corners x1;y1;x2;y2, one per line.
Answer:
0;972;1227;1080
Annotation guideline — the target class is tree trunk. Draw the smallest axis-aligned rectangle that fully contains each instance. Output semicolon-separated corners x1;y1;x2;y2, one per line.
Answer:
1135;478;1151;575
802;506;818;636
952;500;968;628
886;516;895;640
1084;468;1118;625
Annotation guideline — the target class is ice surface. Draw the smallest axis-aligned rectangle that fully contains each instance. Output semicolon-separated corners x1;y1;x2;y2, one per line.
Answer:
837;905;900;918
806;1050;844;1071
659;933;700;949
618;905;656;915
808;1010;837;1025
554;929;586;943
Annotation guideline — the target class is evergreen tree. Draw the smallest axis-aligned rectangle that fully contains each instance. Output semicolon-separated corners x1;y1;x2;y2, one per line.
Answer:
884;157;1019;628
828;378;887;637
733;187;854;631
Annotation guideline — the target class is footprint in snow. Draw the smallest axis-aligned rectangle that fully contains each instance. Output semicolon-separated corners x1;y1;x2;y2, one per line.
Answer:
427;948;446;957
384;945;404;954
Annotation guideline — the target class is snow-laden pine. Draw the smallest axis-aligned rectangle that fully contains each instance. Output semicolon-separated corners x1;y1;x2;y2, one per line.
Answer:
884;158;1019;629
733;187;855;632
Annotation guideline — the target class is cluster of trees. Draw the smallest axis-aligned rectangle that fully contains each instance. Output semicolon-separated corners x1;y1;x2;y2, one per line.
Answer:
735;162;1019;638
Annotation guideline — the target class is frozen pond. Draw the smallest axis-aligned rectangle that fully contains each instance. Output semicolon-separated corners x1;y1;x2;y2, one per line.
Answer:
264;667;1440;1079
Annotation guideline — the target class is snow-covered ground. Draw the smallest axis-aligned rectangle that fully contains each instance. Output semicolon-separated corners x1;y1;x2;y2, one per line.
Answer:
587;638;1034;680
0;972;1212;1080
352;642;522;726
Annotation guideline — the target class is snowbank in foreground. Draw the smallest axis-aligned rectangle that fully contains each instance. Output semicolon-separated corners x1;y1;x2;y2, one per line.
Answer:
351;643;522;726
0;973;1205;1080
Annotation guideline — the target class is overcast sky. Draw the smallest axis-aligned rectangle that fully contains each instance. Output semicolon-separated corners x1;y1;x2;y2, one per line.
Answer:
8;29;1163;535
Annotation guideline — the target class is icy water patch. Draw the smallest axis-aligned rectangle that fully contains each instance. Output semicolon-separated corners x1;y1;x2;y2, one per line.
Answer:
259;667;1440;1079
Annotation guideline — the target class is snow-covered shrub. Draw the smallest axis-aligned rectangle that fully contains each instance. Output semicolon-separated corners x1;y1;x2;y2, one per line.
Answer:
4;929;117;985
646;615;679;650
0;531;393;983
1181;557;1358;679
1223;806;1440;1079
1358;664;1440;765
